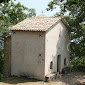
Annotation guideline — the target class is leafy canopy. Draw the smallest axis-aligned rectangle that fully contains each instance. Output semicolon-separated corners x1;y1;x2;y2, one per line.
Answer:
0;1;36;37
0;0;10;3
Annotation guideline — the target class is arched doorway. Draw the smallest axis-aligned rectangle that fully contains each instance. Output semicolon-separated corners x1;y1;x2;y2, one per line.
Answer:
57;55;61;73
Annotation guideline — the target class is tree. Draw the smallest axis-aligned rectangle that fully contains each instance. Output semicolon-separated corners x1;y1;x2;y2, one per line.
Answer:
0;1;36;79
0;0;10;3
0;1;36;37
47;0;85;27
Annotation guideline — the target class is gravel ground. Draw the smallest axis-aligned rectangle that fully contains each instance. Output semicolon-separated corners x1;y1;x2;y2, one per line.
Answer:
0;72;85;85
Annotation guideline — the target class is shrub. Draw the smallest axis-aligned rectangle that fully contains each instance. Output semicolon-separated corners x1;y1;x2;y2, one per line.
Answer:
70;57;85;71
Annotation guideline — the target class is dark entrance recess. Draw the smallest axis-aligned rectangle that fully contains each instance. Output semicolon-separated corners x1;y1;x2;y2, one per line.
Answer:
57;55;61;73
64;58;66;66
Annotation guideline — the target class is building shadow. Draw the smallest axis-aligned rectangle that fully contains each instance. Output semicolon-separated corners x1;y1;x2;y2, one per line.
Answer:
1;76;42;84
1;72;85;85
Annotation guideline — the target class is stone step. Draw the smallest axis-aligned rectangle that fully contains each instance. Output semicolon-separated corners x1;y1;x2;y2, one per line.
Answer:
45;73;57;82
45;72;63;82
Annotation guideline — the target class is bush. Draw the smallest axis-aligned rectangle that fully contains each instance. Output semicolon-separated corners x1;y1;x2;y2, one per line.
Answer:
70;57;85;71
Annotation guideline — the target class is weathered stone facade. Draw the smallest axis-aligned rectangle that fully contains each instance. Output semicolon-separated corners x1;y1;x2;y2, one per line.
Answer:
4;36;11;77
11;31;45;80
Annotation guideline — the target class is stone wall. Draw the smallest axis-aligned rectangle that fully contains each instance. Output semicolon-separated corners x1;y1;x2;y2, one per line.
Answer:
4;36;11;77
11;31;45;80
45;20;70;75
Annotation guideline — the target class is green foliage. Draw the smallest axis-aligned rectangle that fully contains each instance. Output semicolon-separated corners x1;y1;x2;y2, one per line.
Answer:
0;0;10;3
70;24;85;59
0;1;36;25
0;1;36;80
70;57;85;71
0;1;36;38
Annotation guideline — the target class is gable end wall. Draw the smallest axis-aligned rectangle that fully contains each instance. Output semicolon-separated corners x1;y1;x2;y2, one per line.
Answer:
45;20;70;75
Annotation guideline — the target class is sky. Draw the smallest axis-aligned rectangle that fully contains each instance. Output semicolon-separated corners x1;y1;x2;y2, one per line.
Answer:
13;0;60;17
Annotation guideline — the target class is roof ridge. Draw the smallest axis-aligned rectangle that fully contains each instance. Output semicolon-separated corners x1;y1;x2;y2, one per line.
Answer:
27;16;61;19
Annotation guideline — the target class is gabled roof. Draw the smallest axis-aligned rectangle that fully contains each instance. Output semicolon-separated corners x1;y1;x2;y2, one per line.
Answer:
10;14;69;31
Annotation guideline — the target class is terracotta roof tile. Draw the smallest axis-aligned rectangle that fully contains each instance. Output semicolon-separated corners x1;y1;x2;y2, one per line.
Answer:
10;14;69;31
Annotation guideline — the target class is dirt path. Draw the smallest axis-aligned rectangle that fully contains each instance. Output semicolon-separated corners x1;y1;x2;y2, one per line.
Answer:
0;72;85;85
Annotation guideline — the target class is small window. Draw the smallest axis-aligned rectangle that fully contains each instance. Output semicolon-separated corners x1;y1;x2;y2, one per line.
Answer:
64;58;66;66
39;54;42;56
50;61;53;69
13;31;16;34
59;34;60;37
39;34;42;37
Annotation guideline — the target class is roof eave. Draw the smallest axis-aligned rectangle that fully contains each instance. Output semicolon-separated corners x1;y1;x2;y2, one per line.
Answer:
60;18;70;30
10;29;46;32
